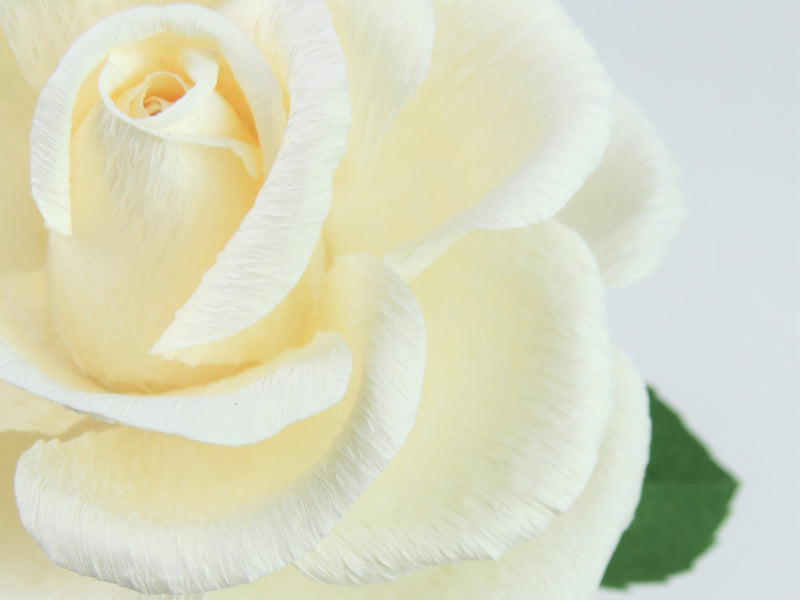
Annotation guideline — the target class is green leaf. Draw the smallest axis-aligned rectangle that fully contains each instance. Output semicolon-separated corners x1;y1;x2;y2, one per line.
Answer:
601;386;738;588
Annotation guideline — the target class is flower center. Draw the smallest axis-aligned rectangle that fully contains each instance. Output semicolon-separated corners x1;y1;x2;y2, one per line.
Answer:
137;72;189;116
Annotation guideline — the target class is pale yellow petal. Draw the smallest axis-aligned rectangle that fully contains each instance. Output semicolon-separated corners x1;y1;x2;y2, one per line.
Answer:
323;0;435;167
0;29;46;274
325;0;614;280
0;271;352;446
0;383;84;436
12;254;425;594
559;95;686;287
27;4;298;388
155;0;351;352
49;98;260;390
0;432;182;599
0;0;216;90
211;349;650;600
28;4;282;237
97;46;267;178
299;221;614;583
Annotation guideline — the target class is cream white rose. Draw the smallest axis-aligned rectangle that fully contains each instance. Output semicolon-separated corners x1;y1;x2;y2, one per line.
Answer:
0;0;685;598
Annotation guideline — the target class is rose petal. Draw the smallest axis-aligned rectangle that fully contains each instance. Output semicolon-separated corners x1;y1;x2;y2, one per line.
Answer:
0;351;645;600
0;30;46;274
558;95;687;288
28;4;284;237
97;47;264;178
0;384;84;436
298;221;614;583
48;87;265;389
219;349;650;599
324;0;614;280
0;0;216;90
42;16;289;388
153;0;351;353
0;270;352;446
0;431;189;599
322;0;435;167
12;254;425;594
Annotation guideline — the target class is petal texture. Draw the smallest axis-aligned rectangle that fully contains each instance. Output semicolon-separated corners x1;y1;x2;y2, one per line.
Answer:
213;349;651;600
0;271;352;446
325;0;613;280
12;254;425;594
299;222;613;583
0;0;215;90
0;384;84;436
558;95;686;288
49;78;266;390
29;4;282;237
1;356;647;599
0;29;46;273
155;0;351;352
323;0;435;167
1;430;201;600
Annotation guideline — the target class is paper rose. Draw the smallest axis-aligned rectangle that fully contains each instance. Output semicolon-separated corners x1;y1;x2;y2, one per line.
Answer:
0;0;686;597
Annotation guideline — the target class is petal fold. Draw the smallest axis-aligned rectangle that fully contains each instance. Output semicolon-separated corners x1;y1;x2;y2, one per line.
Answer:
29;3;283;237
0;29;46;273
215;349;651;600
0;383;84;436
323;0;435;167
1;431;152;599
50;81;266;390
0;271;352;446
299;221;614;583
324;0;614;280
0;0;215;90
12;254;425;594
155;0;351;352
98;47;265;177
558;95;686;288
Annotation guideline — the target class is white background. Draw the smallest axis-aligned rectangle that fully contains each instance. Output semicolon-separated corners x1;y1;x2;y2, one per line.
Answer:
558;1;799;598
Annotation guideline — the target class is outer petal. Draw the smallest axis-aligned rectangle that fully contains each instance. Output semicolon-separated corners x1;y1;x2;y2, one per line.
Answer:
0;358;645;600
154;0;351;352
0;0;215;90
325;0;614;280
323;0;435;167
0;384;84;436
0;271;353;446
13;255;425;594
299;222;614;583
0;432;184;599
558;95;686;288
0;29;46;273
212;349;650;600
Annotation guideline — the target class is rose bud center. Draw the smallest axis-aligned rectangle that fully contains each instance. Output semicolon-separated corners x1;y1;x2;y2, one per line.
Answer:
42;32;317;393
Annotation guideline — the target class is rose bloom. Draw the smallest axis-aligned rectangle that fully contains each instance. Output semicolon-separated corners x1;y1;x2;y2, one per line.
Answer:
0;0;685;598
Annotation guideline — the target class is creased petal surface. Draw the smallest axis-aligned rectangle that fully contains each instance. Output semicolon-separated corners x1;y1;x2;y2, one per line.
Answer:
2;355;647;599
1;432;158;600
12;254;425;594
325;0;613;280
0;29;46;273
0;271;352;446
0;384;84;437
155;0;351;352
559;95;686;288
323;0;435;167
0;0;216;90
299;221;613;583
214;349;650;600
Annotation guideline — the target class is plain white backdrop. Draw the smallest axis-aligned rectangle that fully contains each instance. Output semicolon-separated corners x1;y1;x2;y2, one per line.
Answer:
558;1;799;598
